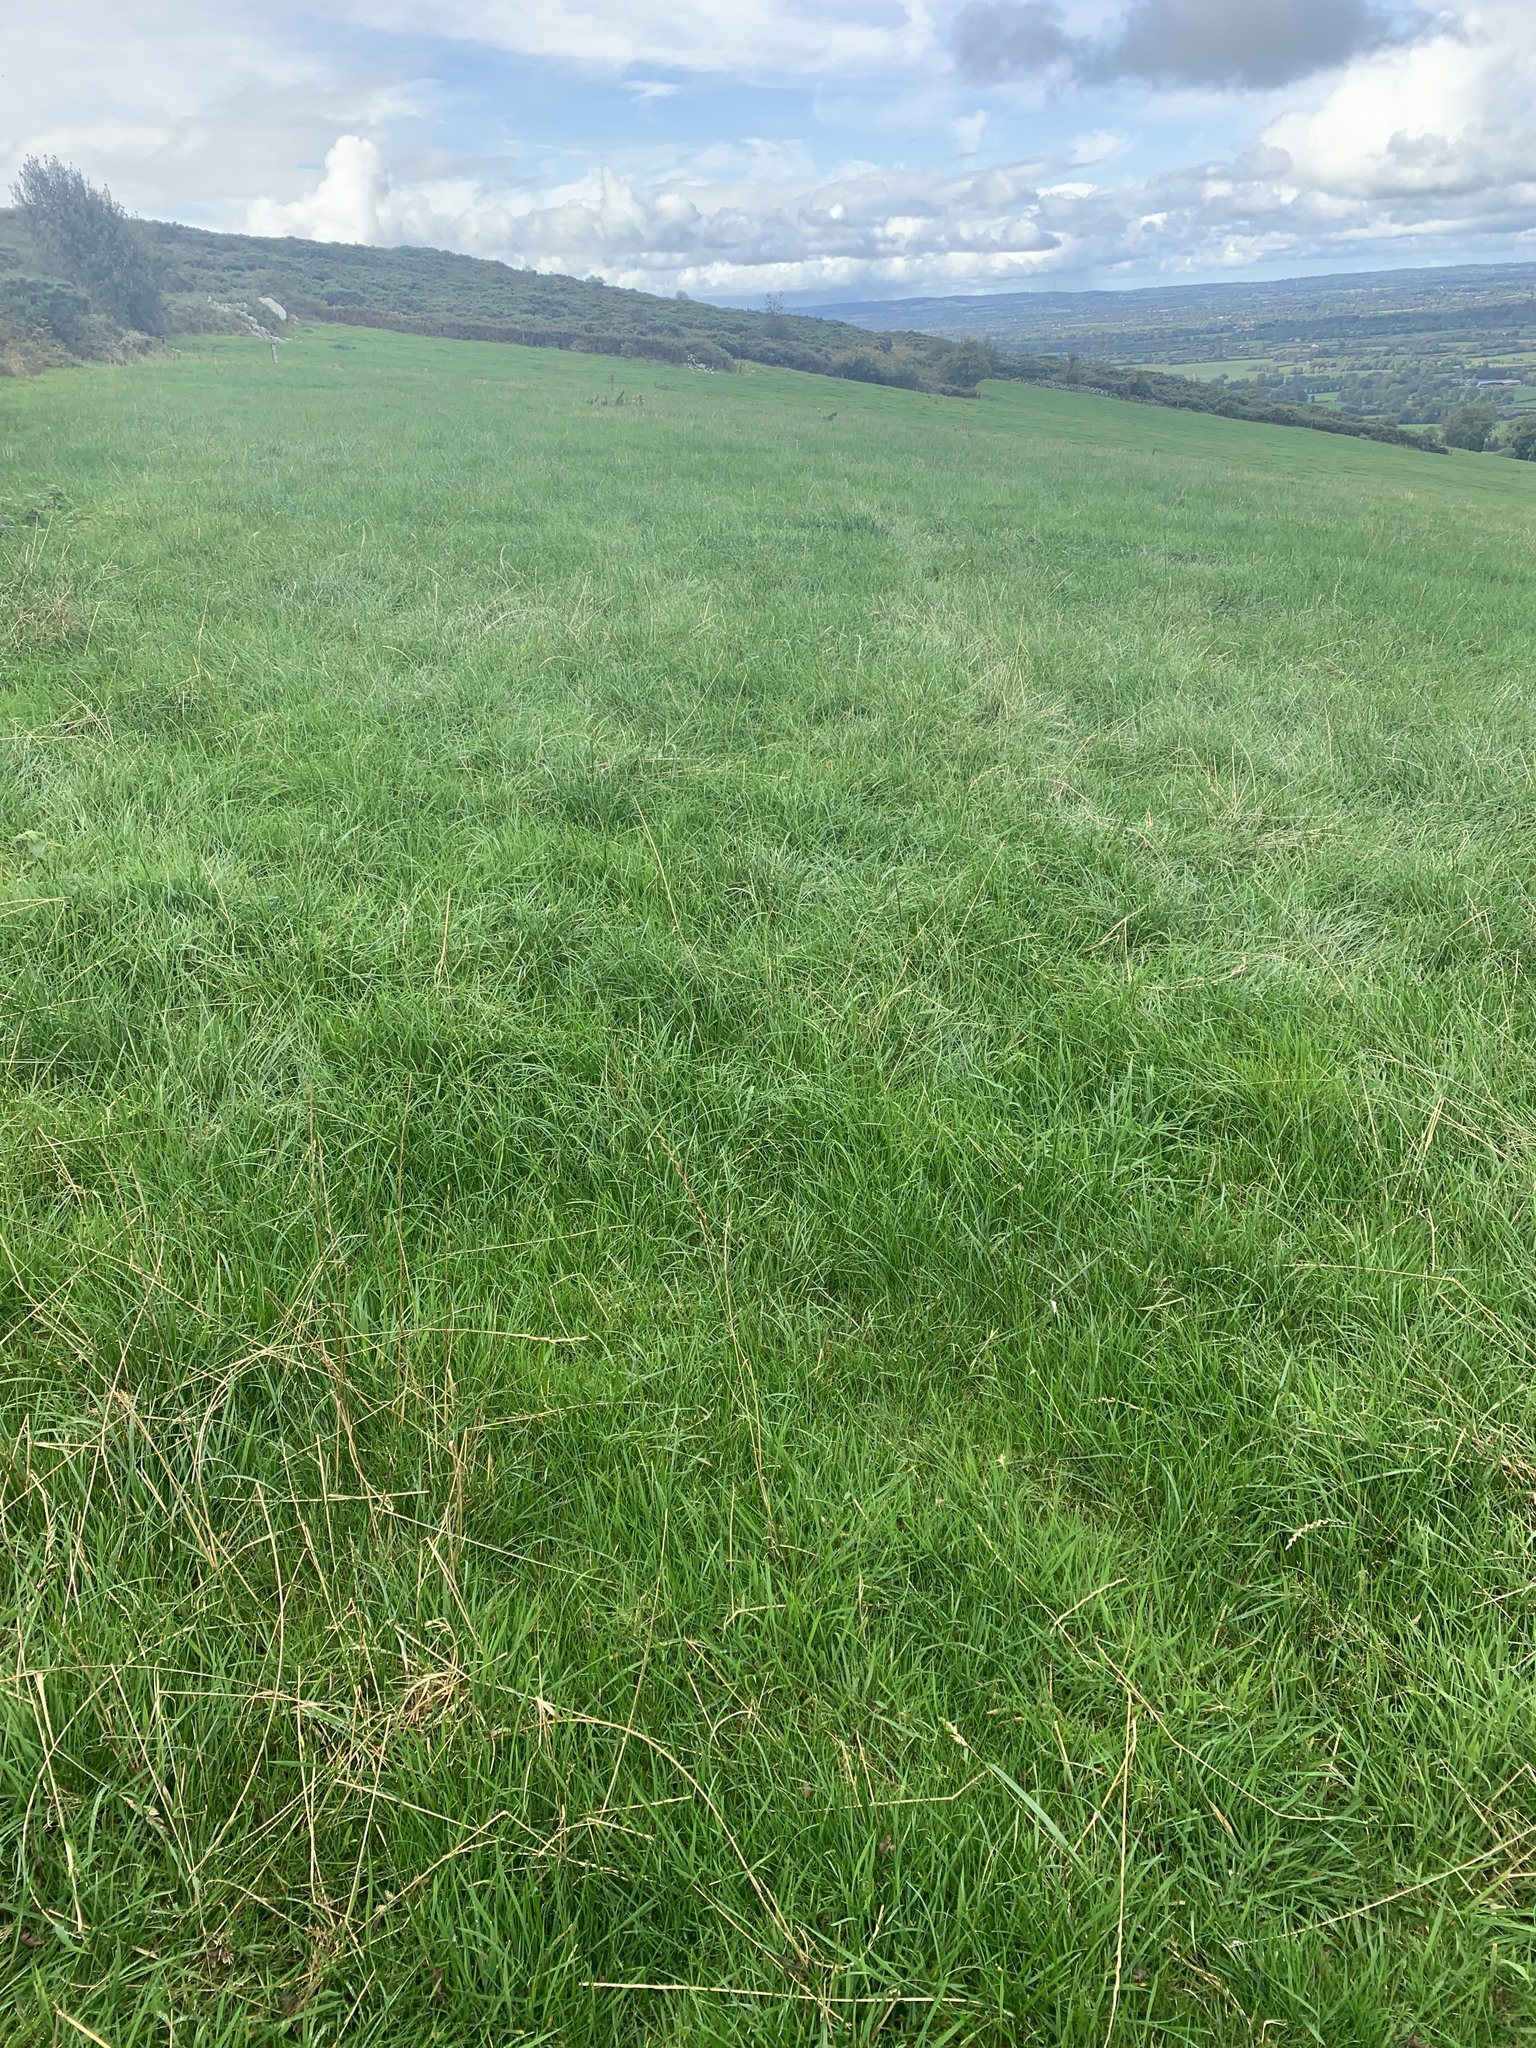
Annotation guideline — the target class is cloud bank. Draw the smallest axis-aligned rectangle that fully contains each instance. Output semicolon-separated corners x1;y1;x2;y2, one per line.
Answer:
955;0;1402;92
6;1;1536;299
232;8;1536;299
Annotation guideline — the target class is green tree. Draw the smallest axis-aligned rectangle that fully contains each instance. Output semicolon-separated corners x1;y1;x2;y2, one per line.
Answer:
11;157;164;332
1441;402;1497;451
1504;415;1536;462
940;339;994;394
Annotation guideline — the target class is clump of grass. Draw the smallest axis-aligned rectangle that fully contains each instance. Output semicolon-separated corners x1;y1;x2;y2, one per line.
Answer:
0;511;79;653
0;581;73;652
1;329;1535;2044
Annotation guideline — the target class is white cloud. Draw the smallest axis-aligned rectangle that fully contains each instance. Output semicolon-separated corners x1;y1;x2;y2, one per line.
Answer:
245;0;1536;301
1262;5;1536;205
247;135;394;243
344;0;939;80
1069;128;1130;165
8;1;1536;297
247;137;1074;290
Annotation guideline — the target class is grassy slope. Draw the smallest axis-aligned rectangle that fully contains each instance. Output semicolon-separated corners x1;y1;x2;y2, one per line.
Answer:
0;208;1441;446
3;330;1536;2045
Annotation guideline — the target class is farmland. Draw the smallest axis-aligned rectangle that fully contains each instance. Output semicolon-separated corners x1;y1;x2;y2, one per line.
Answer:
3;327;1536;2043
826;263;1536;430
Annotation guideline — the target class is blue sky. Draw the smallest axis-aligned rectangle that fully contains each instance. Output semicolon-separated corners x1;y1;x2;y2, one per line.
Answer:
5;3;1536;303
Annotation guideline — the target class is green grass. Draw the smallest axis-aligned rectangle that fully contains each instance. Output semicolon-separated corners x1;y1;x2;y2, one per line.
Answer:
1135;359;1278;381
3;327;1536;2044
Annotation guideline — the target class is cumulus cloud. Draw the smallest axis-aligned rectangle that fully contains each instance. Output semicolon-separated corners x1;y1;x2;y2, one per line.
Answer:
245;1;1536;302
1105;0;1399;88
11;0;1536;300
246;136;1066;292
955;0;1406;91
1261;7;1536;201
248;135;394;242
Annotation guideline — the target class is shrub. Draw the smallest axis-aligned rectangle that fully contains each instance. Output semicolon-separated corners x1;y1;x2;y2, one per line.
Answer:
0;274;95;349
1504;415;1536;462
11;156;164;333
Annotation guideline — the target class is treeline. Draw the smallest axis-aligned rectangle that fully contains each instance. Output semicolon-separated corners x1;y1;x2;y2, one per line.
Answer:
288;301;961;385
990;353;1444;449
0;159;1450;450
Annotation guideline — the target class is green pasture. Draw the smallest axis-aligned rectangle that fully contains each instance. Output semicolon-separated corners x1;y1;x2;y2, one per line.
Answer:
3;327;1536;2043
1133;358;1278;381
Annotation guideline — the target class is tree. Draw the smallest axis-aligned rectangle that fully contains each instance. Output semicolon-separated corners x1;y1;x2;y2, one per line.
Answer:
11;157;164;332
1441;402;1497;452
940;338;994;394
1505;415;1536;462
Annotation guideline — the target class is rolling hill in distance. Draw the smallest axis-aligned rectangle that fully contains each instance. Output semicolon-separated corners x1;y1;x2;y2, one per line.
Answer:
817;262;1536;427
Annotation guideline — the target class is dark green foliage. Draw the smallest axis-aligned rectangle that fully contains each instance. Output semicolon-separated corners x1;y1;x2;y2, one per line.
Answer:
1505;414;1536;459
10;156;164;332
1442;402;1497;450
937;337;992;393
0;273;95;349
989;345;1443;449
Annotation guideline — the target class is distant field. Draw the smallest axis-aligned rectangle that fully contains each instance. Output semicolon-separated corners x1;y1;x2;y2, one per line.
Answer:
821;263;1536;427
4;329;1536;2045
1137;360;1275;381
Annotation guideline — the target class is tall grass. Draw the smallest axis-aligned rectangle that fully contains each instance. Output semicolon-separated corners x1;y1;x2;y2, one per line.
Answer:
2;329;1536;2043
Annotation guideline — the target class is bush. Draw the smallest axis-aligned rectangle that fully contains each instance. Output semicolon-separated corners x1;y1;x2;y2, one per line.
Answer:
1442;403;1497;452
11;157;164;333
1504;415;1536;462
0;274;95;349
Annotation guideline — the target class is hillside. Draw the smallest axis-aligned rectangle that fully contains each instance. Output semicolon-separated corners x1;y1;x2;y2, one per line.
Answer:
818;263;1536;429
2;326;1535;2043
0;206;1443;448
0;206;1001;395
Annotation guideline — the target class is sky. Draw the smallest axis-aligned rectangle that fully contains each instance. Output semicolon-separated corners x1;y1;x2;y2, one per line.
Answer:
4;3;1536;304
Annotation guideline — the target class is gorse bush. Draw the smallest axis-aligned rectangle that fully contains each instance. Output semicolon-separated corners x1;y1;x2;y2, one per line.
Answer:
0;273;95;350
11;156;164;333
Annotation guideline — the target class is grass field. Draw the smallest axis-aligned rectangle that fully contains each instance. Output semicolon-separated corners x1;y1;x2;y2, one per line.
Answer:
4;328;1536;2045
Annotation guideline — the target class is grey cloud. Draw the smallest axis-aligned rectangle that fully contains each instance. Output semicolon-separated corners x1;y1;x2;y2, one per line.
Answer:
1100;0;1397;88
952;3;1072;80
955;0;1403;90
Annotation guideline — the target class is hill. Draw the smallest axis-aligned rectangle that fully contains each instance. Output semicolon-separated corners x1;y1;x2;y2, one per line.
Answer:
816;263;1536;429
2;325;1535;2042
0;205;1444;449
